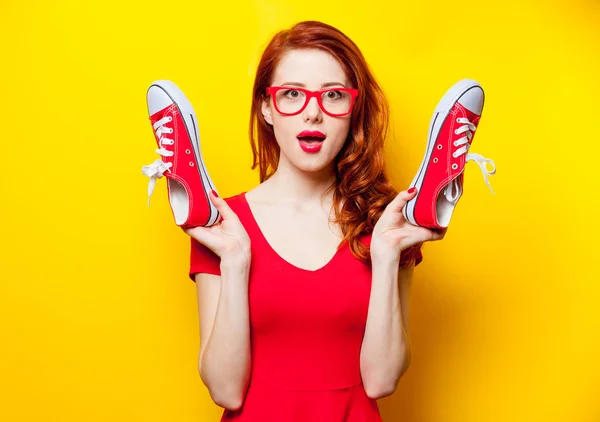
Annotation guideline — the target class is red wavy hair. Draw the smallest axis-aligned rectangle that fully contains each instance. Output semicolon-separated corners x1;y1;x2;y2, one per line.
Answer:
248;21;399;263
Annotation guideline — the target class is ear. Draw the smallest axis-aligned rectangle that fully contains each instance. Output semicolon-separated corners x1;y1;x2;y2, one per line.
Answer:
261;98;274;125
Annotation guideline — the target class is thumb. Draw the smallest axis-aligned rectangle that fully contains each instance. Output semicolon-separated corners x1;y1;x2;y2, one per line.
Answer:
209;190;238;221
391;187;418;211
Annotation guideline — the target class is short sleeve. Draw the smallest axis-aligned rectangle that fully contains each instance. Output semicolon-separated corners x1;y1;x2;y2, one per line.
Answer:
189;237;221;281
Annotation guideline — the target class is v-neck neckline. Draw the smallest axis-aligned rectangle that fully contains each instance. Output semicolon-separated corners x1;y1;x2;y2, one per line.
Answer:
241;192;347;274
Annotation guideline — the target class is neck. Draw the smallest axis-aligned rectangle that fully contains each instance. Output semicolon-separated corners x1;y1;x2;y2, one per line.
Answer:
264;157;337;205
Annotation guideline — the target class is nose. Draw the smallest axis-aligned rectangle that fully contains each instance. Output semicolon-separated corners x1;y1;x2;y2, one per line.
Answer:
302;96;322;123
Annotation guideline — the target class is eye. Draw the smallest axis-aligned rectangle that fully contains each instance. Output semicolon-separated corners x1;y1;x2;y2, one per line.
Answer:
324;90;342;100
283;89;302;98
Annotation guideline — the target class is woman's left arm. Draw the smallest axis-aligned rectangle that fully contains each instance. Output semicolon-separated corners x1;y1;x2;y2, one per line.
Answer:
398;265;414;337
360;256;415;400
360;187;444;400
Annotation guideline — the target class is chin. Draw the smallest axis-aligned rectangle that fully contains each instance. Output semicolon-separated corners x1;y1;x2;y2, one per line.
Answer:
297;162;329;173
293;155;335;173
279;141;341;174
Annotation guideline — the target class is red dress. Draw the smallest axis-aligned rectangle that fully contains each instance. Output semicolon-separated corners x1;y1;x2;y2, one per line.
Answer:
189;192;423;422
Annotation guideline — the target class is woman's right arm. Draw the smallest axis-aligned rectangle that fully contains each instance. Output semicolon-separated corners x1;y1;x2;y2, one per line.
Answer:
186;192;252;411
195;258;251;411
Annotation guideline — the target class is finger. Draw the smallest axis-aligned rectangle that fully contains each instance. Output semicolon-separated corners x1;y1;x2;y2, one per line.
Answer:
430;227;447;241
184;226;221;255
209;190;239;221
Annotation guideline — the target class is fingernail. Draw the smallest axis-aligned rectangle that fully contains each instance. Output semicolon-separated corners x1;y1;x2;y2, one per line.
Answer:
408;187;416;194
211;190;219;198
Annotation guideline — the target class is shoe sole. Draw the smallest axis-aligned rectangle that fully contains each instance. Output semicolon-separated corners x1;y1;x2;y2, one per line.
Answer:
148;80;220;227
403;79;483;227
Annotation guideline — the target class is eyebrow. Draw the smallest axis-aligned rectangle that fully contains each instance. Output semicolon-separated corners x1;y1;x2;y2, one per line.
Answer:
279;81;347;88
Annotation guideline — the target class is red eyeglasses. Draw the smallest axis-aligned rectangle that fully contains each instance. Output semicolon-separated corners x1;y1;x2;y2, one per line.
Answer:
265;86;359;117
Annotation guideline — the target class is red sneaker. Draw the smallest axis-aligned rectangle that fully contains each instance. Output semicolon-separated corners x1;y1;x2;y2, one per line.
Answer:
142;80;220;228
403;79;496;229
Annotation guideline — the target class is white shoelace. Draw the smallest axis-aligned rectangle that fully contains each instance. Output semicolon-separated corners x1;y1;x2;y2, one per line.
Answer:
444;117;496;202
141;116;174;206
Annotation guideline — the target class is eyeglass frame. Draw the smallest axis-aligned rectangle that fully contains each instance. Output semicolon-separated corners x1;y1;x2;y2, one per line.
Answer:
265;86;359;117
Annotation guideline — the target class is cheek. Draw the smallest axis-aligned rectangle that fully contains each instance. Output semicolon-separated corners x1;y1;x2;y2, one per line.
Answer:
328;119;351;146
272;116;300;145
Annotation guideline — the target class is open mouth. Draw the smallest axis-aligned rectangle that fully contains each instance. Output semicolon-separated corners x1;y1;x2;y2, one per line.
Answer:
297;131;326;152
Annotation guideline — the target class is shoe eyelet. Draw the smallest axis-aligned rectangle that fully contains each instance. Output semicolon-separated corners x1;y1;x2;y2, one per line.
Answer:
189;162;195;167
451;163;458;170
437;144;443;150
433;158;438;163
168;116;172;122
185;149;191;154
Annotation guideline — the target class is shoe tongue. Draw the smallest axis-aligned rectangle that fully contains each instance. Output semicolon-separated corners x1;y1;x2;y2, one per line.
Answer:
461;107;480;125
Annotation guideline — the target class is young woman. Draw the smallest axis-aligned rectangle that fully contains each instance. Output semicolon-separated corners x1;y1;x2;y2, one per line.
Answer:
184;20;445;422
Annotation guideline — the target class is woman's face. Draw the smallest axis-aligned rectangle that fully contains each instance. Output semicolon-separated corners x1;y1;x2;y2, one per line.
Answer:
262;48;353;175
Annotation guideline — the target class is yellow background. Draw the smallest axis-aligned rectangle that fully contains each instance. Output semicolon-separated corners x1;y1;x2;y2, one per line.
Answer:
1;0;599;421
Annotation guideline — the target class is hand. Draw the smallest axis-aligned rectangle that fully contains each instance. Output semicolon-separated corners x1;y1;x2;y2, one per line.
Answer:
371;187;446;260
183;191;251;266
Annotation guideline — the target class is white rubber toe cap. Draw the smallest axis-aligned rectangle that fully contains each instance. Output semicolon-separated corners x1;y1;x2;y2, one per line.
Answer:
458;85;484;114
147;83;174;115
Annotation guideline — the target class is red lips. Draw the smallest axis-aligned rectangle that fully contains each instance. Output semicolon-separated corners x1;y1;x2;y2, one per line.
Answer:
297;130;326;140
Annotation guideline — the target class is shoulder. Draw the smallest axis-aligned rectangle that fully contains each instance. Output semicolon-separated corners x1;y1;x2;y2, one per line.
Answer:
221;191;245;204
220;191;247;212
219;191;255;227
